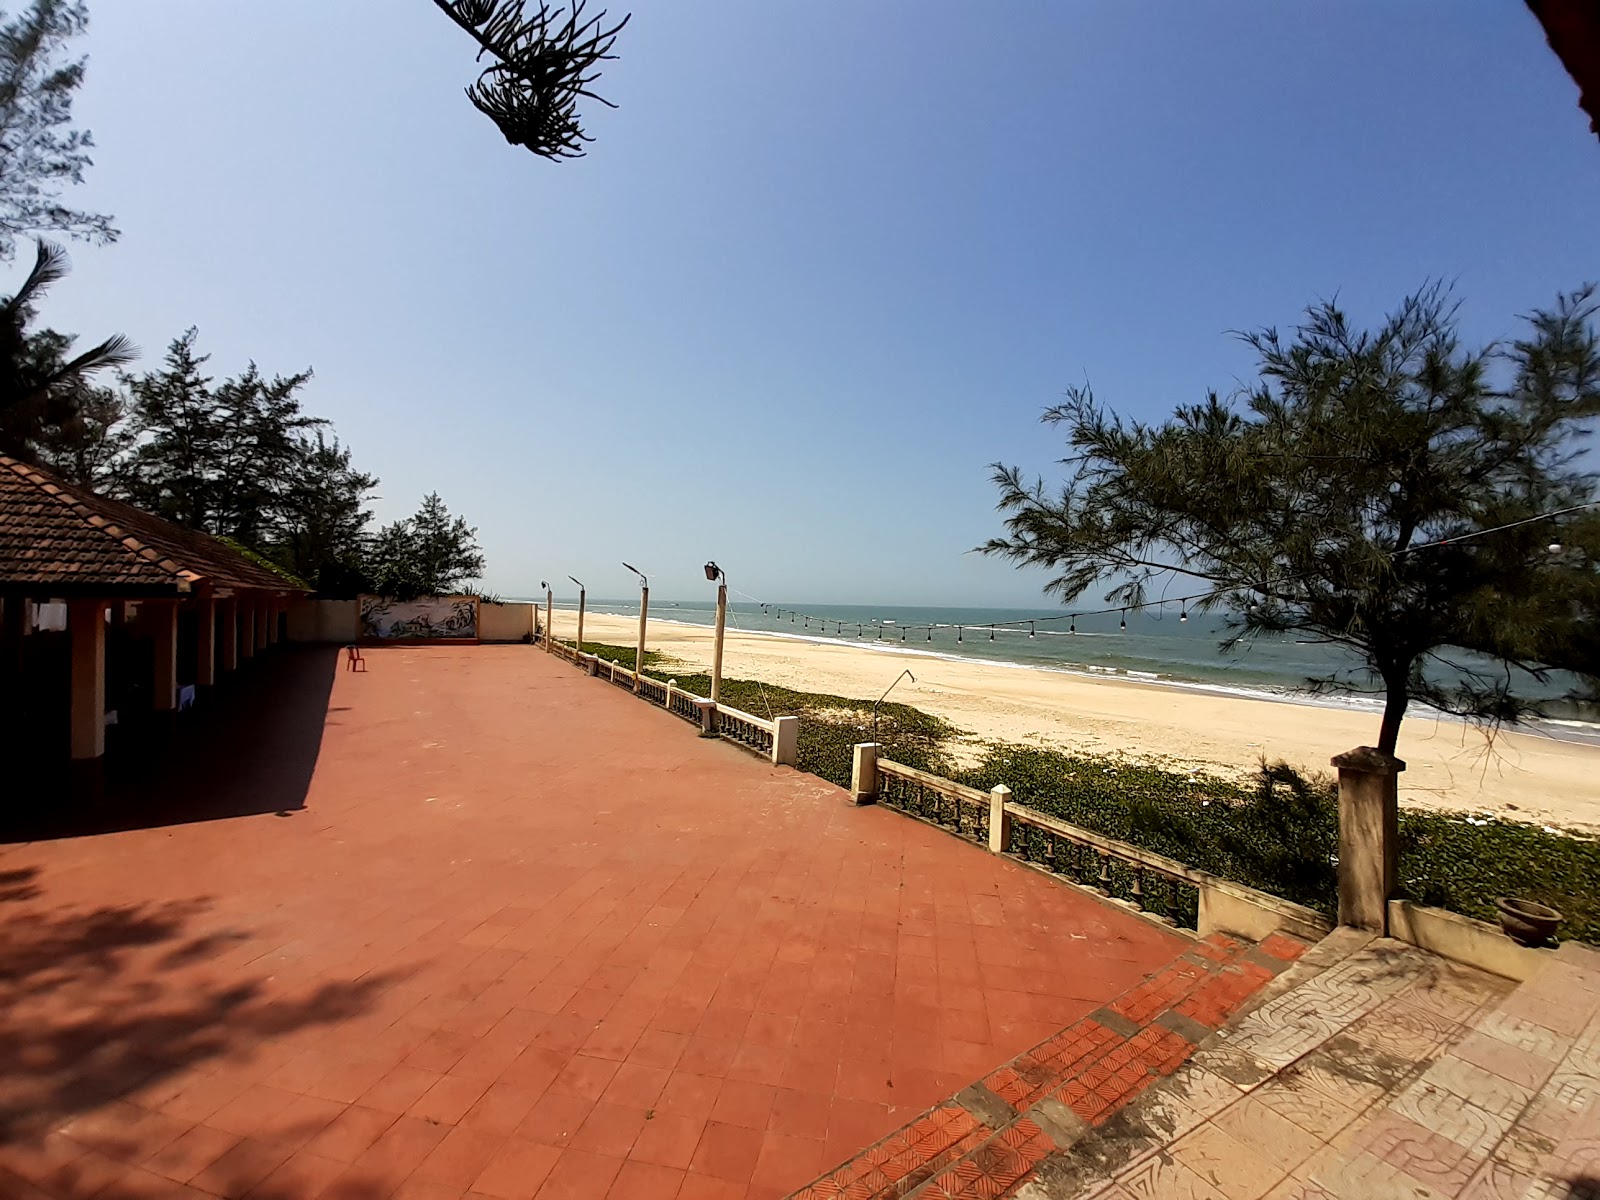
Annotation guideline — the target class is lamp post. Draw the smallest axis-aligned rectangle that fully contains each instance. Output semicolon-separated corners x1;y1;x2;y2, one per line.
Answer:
568;576;586;654
623;562;648;690
541;580;553;653
704;561;727;704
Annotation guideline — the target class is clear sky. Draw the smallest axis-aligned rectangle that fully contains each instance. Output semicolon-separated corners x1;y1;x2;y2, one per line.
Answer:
23;1;1600;606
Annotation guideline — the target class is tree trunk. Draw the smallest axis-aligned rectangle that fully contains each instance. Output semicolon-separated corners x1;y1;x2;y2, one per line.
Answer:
1377;671;1409;754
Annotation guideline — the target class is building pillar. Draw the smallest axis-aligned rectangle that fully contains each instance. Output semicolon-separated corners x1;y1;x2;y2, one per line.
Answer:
221;599;239;671
195;597;216;687
1333;746;1405;934
241;601;256;659
267;603;280;645
255;603;268;653
151;601;178;711
69;599;108;760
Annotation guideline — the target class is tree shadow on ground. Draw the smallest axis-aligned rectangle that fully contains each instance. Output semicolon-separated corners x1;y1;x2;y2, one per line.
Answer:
2;645;341;842
0;864;415;1199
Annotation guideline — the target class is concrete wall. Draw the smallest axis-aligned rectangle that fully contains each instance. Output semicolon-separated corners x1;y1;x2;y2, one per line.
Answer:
479;602;537;643
1198;877;1332;944
1387;899;1552;982
287;599;360;644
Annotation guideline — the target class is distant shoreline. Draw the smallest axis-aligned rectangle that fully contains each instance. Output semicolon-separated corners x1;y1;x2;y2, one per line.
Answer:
547;605;1600;748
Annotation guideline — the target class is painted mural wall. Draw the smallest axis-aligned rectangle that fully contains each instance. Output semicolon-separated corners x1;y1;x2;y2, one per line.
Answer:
358;595;479;640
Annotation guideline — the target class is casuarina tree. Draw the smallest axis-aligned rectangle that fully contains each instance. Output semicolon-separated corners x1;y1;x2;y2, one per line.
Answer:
366;492;485;599
0;0;117;255
983;285;1600;754
431;0;629;160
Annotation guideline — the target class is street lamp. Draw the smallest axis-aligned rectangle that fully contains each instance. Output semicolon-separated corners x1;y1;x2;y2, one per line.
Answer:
567;576;586;653
622;562;648;690
540;580;552;651
704;561;727;703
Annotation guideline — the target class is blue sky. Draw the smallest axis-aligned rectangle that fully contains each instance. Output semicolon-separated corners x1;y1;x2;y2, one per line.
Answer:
26;1;1600;606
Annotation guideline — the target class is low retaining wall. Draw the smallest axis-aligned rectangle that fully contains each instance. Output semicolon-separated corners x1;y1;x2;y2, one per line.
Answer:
1387;898;1553;981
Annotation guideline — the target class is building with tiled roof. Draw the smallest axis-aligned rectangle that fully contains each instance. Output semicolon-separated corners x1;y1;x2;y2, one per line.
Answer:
0;456;305;763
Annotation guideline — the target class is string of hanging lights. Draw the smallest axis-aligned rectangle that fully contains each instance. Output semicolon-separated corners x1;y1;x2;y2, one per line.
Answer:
748;498;1596;644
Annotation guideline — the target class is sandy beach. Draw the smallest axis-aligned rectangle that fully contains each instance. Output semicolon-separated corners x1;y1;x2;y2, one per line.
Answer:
555;609;1600;831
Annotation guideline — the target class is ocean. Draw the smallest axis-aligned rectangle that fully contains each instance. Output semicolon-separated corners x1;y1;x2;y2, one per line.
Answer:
518;597;1600;745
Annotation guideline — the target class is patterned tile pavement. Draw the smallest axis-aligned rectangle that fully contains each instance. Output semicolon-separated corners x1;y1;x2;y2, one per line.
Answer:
785;931;1307;1199
0;645;1196;1200
1001;935;1600;1200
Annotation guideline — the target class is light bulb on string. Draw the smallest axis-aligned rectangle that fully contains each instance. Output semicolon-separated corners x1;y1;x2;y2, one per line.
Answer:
1029;621;1035;639
1549;540;1564;554
1069;617;1076;634
989;626;995;641
1120;609;1126;631
957;626;963;643
926;626;933;641
901;627;906;641
1180;605;1188;623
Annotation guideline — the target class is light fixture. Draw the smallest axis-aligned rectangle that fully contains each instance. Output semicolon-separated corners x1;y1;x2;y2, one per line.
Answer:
622;562;647;587
1028;621;1035;639
927;626;932;641
704;561;722;582
1069;617;1076;634
1180;605;1188;623
989;627;995;641
1549;540;1564;554
1120;609;1126;631
957;626;963;643
540;580;548;590
901;627;906;641
567;575;584;589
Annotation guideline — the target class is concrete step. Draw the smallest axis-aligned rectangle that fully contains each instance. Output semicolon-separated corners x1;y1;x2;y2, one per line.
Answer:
1000;932;1600;1200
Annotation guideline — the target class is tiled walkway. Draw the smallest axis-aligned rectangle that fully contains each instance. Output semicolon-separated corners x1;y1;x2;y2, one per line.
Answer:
788;932;1306;1199
0;645;1190;1200
1012;931;1600;1199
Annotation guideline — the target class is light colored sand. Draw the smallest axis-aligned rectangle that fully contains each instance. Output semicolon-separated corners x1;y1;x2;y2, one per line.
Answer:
554;610;1600;831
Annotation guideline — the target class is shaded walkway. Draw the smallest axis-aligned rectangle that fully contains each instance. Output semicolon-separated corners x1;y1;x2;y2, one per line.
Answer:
0;646;1189;1199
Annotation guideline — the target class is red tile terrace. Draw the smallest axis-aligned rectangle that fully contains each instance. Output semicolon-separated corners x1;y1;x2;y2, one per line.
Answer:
0;645;1293;1200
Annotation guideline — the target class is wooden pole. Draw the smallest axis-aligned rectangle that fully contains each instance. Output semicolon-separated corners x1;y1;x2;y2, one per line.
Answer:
545;588;554;653
576;587;586;654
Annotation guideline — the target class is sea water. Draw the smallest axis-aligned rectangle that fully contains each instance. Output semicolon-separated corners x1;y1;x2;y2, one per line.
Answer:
523;598;1600;745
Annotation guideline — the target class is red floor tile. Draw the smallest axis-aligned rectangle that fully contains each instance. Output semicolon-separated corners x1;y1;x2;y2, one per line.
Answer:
0;647;1193;1200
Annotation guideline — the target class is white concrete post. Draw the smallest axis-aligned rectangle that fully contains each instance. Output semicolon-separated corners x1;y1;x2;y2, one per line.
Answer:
68;599;108;759
988;784;1013;854
151;601;178;711
634;585;649;693
773;716;799;767
711;582;727;704
850;742;879;805
1333;746;1405;935
195;597;216;687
